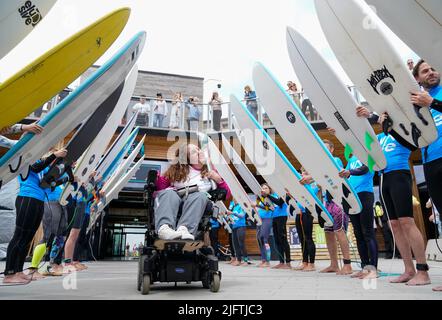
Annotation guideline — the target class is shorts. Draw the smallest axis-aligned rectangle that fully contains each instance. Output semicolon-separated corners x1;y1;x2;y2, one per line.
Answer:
380;170;413;220
42;202;67;242
324;201;349;233
72;201;87;230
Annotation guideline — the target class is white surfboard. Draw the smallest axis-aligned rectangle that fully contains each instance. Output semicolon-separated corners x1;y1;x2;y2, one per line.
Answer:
0;0;57;59
366;0;442;74
315;0;437;148
100;136;145;196
0;32;146;188
214;201;232;234
221;133;297;222
231;95;333;224
206;137;262;225
286;27;387;172
59;65;139;204
253;63;362;215
95;115;139;180
88;157;144;233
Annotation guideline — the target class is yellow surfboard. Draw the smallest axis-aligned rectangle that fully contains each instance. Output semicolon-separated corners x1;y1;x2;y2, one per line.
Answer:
0;8;131;130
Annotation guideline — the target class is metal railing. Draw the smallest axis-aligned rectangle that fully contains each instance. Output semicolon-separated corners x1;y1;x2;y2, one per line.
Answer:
26;86;367;134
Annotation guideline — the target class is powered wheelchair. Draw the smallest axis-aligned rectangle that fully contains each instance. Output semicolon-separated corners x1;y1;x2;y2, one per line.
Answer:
137;170;227;295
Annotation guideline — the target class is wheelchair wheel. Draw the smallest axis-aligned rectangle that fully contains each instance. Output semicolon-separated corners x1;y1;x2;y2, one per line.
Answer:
141;274;151;295
210;274;220;293
137;257;143;291
202;272;210;289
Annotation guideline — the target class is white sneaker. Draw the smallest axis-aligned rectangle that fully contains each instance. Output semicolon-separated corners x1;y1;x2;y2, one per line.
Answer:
158;225;181;241
177;226;195;241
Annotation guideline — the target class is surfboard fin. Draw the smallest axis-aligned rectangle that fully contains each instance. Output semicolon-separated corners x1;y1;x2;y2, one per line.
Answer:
411;123;422;148
365;132;374;151
341;198;352;215
344;144;353;161
367;154;376;173
342;184;351;198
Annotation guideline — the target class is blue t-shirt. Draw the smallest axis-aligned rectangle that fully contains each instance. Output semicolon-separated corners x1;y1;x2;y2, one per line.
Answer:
44;185;63;202
378;133;411;173
18;165;46;202
423;86;442;164
256;193;277;219
273;202;288;218
210;217;220;229
229;201;246;229
346;156;374;194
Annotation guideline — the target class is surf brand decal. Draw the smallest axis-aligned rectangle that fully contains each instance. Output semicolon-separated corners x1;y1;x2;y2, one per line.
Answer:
286;111;297;124
96;37;102;47
89;155;96;165
367;65;396;96
262;141;269;150
334;112;350;131
18;1;43;27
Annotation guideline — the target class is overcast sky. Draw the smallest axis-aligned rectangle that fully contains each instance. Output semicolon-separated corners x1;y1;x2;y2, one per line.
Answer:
0;0;419;101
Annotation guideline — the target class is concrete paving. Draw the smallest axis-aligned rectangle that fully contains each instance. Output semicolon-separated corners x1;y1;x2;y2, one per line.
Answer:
0;259;442;300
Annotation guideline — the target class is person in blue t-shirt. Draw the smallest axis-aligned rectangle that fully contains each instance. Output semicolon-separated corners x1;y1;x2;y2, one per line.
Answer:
227;200;249;266
251;184;279;268
356;101;431;286
271;194;292;270
339;154;378;279
3;148;68;285
209;216;221;259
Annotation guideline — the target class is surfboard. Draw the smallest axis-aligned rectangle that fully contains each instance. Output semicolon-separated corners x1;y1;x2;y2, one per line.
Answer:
214;201;233;234
100;136;145;196
0;0;57;59
0;31;146;189
314;0;438;148
221;133;298;222
0;8;131;130
88;157;144;233
366;0;442;73
286;27;387;172
230;95;333;223
206;137;262;225
253;63;362;215
59;66;139;203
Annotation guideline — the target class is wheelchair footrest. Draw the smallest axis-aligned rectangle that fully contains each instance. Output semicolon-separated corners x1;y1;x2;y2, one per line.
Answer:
154;240;204;252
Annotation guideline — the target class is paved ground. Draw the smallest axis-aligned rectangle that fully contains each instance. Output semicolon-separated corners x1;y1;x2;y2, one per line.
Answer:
1;259;442;300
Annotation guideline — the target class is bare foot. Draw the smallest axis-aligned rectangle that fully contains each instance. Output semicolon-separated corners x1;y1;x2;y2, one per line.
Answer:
239;262;248;266
337;265;353;275
432;285;442;292
27;269;46;281
293;263;307;271
3;274;30;285
320;265;340;273
351;271;365;279
390;272;415;284
302;264;316;272
63;264;77;274
231;260;240;266
262;262;271;268
361;270;379;280
73;262;88;271
272;263;284;269
406;271;431;286
257;261;266;268
279;263;292;270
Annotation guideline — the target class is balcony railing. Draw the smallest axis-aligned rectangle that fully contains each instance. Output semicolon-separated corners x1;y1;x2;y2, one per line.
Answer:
25;86;367;134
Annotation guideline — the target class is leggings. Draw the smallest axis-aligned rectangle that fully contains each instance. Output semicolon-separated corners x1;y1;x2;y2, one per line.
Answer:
272;216;291;263
4;196;45;275
73;214;90;262
348;192;378;269
232;227;248;261
228;232;235;258
424;157;442;216
257;218;272;262
296;212;315;264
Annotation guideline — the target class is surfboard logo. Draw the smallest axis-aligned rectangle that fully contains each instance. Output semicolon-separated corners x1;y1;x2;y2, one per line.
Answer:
18;1;43;27
286;111;297;124
262;140;269;150
334;112;350;131
367;65;396;96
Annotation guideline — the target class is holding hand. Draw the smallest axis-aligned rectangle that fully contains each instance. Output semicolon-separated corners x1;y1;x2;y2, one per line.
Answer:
410;91;433;108
206;170;223;184
327;127;337;136
339;170;351;179
299;173;314;185
22;123;44;134
356;106;371;119
54;148;68;158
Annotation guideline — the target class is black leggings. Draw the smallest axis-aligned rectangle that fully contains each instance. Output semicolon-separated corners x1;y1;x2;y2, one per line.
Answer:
228;232;235;258
232;227;248;261
272;216;291;263
4;196;45;275
73;214;90;262
424;158;442;216
296;212;315;264
349;192;378;269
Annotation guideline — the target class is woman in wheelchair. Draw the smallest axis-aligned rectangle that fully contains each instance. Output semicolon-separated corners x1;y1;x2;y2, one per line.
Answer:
154;144;231;241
